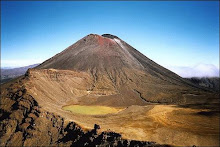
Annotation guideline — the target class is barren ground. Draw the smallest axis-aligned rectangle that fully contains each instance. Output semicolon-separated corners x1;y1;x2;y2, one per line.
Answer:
25;69;219;146
57;104;219;146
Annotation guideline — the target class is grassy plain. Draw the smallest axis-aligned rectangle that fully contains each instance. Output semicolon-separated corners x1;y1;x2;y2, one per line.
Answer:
62;105;123;115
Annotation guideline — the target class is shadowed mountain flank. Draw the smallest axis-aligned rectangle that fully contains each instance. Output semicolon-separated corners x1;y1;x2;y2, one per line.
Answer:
186;77;219;92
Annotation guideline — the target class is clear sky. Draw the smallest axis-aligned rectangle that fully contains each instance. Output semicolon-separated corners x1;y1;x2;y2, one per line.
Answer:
1;1;219;77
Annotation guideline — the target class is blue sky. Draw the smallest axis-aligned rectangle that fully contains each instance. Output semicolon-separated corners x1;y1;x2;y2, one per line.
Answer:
1;1;219;77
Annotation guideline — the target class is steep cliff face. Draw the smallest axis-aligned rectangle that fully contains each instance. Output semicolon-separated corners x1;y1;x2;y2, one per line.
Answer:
0;76;168;147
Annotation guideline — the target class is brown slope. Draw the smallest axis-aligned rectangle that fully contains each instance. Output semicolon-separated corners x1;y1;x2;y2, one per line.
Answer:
34;34;211;107
37;34;142;70
35;33;194;87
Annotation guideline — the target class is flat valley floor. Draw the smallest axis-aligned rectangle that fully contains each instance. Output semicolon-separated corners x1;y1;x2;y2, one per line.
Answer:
54;104;219;146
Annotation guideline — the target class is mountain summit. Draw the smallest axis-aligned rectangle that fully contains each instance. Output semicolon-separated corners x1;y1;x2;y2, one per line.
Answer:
101;34;119;39
37;34;144;71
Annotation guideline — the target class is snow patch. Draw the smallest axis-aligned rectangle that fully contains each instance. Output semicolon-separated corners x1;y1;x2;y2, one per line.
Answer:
114;38;144;69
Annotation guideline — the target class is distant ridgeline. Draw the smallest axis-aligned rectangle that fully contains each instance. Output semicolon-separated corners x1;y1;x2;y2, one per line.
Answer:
1;64;39;84
185;77;219;92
